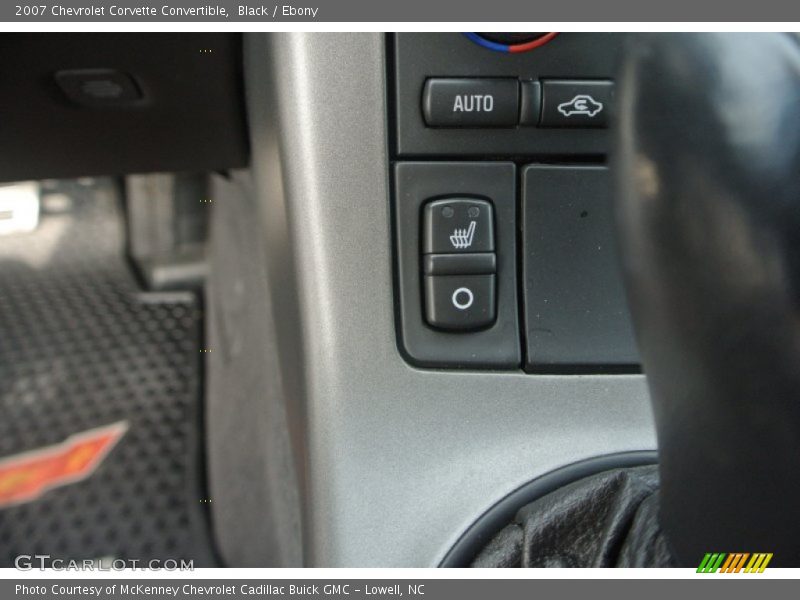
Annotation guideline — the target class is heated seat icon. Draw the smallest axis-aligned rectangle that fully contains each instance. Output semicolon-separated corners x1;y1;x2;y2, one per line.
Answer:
450;221;477;249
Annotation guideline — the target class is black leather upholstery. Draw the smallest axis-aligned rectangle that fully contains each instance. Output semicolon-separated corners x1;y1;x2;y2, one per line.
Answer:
472;467;674;567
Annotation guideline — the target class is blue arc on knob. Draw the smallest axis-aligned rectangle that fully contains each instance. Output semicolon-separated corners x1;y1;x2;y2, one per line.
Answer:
463;33;558;54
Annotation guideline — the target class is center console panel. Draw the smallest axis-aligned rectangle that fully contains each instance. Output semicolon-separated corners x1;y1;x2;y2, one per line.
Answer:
391;33;638;372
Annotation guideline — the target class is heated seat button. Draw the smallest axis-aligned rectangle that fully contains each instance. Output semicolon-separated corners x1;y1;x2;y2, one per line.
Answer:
424;275;496;331
422;78;519;128
423;198;494;254
540;80;613;128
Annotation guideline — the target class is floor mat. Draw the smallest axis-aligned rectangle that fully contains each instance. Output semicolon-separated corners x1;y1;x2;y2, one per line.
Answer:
0;178;216;567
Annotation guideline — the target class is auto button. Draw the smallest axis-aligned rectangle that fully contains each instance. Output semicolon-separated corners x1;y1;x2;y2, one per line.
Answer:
422;78;519;128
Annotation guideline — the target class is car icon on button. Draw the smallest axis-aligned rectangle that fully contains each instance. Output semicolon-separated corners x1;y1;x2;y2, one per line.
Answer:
557;94;604;117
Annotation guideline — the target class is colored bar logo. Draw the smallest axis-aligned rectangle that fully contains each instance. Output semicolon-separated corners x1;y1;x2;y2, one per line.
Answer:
0;421;128;508
697;552;773;573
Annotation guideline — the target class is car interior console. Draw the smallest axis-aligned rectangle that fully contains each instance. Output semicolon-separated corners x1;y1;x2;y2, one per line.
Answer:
391;33;638;371
1;30;797;569
0;31;675;569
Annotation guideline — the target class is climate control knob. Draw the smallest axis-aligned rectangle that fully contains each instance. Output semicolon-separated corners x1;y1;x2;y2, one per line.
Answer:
464;32;558;53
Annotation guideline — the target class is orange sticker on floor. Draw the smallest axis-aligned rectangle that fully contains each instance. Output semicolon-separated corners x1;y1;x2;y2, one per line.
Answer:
0;421;128;508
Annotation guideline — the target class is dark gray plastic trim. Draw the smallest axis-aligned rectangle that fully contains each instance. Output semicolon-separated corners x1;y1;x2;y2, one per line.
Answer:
395;162;520;367
0;33;248;182
393;33;622;157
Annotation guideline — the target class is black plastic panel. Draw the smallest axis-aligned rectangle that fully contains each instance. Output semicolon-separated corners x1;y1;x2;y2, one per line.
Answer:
522;165;638;369
394;162;520;368
390;34;639;373
393;33;623;157
0;33;248;182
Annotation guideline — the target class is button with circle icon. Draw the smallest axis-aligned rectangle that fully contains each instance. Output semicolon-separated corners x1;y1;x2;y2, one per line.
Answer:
451;287;474;310
424;275;496;331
